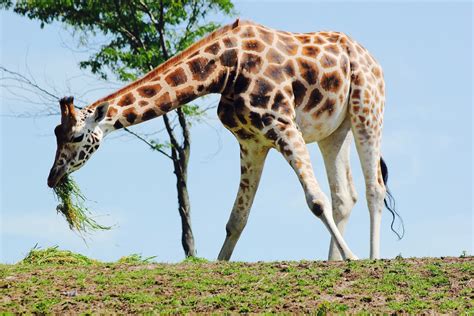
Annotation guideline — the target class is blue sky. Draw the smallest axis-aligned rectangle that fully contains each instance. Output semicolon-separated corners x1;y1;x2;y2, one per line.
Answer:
1;1;472;263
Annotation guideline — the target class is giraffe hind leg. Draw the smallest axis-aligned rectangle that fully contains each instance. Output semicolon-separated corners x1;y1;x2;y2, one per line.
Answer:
318;116;358;261
349;83;386;259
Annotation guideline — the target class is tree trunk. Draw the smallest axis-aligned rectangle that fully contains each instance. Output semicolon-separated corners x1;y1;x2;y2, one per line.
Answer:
173;144;196;257
165;107;196;257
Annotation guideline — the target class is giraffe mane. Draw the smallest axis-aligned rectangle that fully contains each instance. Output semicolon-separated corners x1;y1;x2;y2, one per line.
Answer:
87;18;248;110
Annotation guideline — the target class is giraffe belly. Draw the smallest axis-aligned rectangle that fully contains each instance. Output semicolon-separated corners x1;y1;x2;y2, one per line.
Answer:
295;100;348;144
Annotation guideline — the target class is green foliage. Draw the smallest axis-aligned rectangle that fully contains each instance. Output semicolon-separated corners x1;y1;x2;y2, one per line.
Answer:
182;256;209;263
2;0;235;82
53;175;111;234
21;246;98;265
117;253;157;264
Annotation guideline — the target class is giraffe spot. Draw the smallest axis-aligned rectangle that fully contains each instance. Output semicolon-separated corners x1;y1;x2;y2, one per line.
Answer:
372;66;382;78
142;109;158;121
176;86;195;104
266;48;285;64
272;92;290;114
208;70;227;93
378;82;384;95
113;120;124;129
218;102;237;128
341;55;349;76
240;26;256;38
249;94;270;108
241;53;262;73
302;46;320;57
314;35;326;44
320;54;337;68
283;60;295;77
137;85;159;98
252;78;274;97
358;115;366;123
314;98;336;118
364;90;371;100
138;101;148;107
234;96;248;124
326;33;340;43
296;35;311;44
292;80;307;106
234;75;251;94
264;65;285;83
106;106;118;118
249;111;263;129
262;113;275;126
222;36;237;48
258;27;274;45
123;108;138;124
78;151;86;160
197;85;205;92
276;40;298;55
155;92;172;111
352;89;361;100
297;59;318;85
188;57;217;81
236;128;253;140
204;42;221;55
243;39;265;52
265;128;278;141
324;44;340;55
165;68;187;87
304;88;323;112
277;139;292;156
321;71;342;93
117;93;135;107
220;49;238;67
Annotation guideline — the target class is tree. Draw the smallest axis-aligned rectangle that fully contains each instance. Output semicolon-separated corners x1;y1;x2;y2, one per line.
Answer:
1;0;235;257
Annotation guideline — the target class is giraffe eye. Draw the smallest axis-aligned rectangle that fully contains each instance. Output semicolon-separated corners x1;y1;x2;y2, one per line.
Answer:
71;134;84;143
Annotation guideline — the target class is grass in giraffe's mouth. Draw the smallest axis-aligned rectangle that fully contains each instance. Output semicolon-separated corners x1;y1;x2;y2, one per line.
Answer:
53;175;111;234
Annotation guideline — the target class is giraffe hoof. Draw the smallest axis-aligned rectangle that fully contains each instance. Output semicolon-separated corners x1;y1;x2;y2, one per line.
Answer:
345;254;359;261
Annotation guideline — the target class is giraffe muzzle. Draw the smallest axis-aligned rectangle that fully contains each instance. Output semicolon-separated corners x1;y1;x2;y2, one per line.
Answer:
47;166;65;188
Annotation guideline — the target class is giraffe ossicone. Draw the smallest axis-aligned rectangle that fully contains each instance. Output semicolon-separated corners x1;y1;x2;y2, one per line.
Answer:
48;19;396;261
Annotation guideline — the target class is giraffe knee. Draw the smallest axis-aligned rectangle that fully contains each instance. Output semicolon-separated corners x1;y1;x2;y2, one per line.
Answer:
366;184;385;213
309;199;332;217
333;190;358;221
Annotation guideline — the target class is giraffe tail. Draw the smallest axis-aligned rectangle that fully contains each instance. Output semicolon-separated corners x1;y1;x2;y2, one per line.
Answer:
380;157;405;240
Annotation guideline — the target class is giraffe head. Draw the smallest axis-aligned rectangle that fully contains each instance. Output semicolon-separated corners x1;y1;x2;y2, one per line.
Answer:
47;96;109;188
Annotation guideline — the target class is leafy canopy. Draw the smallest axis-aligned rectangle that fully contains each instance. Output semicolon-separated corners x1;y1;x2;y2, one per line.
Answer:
1;0;234;81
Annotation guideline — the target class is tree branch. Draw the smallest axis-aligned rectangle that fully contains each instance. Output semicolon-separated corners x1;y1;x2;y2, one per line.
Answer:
123;127;173;160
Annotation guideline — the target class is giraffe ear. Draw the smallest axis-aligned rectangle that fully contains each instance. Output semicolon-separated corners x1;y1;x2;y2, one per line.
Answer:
94;102;109;123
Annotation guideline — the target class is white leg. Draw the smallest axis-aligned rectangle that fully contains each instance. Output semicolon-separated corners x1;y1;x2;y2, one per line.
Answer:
352;124;385;259
217;142;269;261
318;117;358;261
272;124;358;260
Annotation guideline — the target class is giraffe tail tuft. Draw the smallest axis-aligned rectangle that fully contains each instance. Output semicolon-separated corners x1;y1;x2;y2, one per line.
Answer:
380;157;405;240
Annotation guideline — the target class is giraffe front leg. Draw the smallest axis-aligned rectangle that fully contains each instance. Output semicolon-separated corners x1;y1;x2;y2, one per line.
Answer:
270;123;358;260
318;117;358;261
217;142;269;261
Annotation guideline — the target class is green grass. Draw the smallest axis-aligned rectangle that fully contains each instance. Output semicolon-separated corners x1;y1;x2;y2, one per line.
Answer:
53;175;111;234
0;248;472;313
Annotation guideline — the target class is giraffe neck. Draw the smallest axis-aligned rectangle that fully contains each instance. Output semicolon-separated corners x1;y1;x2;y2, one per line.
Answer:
86;24;241;135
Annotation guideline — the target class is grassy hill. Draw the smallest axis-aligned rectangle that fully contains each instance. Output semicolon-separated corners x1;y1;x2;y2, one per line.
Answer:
1;247;472;314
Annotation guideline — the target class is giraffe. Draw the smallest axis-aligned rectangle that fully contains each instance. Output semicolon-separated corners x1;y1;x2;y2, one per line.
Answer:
47;19;399;261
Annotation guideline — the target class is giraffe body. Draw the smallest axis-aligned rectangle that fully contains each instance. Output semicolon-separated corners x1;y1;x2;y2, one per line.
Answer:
48;19;388;261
